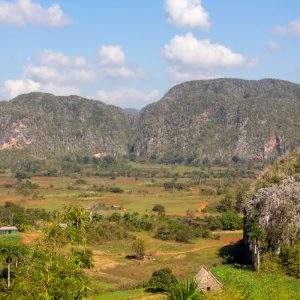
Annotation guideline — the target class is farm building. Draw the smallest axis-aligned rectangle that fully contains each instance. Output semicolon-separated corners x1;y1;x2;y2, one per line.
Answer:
0;226;18;235
195;266;223;292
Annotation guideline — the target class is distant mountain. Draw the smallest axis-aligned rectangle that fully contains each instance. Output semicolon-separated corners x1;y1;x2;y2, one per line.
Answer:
133;79;300;163
1;78;300;165
0;93;131;160
123;108;140;116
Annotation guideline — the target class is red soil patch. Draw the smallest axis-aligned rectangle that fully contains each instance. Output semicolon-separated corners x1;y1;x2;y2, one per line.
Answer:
21;232;42;245
212;230;243;243
32;177;67;182
218;235;243;243
198;201;208;212
166;211;209;217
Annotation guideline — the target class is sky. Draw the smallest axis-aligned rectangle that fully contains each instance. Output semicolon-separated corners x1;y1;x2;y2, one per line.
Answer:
1;0;300;109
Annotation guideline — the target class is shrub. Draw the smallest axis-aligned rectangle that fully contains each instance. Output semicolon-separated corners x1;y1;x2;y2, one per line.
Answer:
218;211;242;230
131;239;145;259
71;248;94;268
108;187;124;193
146;268;178;293
152;204;165;214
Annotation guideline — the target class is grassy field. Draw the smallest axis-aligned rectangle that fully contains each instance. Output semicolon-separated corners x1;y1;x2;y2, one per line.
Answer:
0;172;252;214
84;230;243;298
212;265;300;300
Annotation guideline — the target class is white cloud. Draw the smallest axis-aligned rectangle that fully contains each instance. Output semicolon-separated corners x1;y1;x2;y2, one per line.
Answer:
273;19;300;35
3;50;95;98
99;45;125;66
267;40;280;51
3;79;79;98
2;47;149;103
38;50;86;68
99;45;146;79
165;0;210;29
163;33;248;81
96;87;160;108
0;0;71;27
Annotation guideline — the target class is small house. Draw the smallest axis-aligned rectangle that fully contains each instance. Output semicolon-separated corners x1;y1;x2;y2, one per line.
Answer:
111;205;121;210
59;223;68;230
0;226;18;235
195;266;223;292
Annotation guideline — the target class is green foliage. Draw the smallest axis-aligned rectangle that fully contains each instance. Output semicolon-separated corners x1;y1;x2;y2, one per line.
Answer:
4;248;89;299
164;181;187;190
217;193;234;212
0;202;50;230
152;204;165;214
146;268;178;293
131;239;145;259
107;186;124;193
71;248;94;269
87;220;129;242
279;244;300;278
217;211;242;230
166;279;202;300
211;264;299;300
255;150;300;190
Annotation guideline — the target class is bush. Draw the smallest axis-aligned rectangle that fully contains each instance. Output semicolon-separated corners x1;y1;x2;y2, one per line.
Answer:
175;229;190;243
218;211;242;230
108;187;124;193
280;244;300;278
71;248;94;268
131;239;145;259
152;204;165;214
146;268;178;293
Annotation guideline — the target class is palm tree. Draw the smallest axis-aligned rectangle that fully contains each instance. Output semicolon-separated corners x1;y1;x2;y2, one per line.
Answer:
0;242;26;288
166;279;203;300
245;217;263;271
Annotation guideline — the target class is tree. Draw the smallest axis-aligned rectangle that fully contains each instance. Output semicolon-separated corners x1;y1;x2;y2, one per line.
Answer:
245;217;263;271
152;204;165;215
235;191;247;212
0;242;27;288
131;239;145;259
166;279;202;300
6;248;89;298
218;211;242;230
217;193;234;212
146;268;178;293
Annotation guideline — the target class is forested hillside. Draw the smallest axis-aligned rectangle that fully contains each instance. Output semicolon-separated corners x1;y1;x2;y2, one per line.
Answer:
1;79;300;166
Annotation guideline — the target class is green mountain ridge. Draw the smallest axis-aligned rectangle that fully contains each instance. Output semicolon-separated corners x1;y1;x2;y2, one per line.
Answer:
0;78;300;164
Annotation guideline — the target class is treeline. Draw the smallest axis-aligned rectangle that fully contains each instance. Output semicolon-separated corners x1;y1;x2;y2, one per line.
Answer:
2;154;258;179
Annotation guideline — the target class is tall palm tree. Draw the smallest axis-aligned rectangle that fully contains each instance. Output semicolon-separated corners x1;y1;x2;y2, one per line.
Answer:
166;279;203;300
0;242;26;288
245;217;263;271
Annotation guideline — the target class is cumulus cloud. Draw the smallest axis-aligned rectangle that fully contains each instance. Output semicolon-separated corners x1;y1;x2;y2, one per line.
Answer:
165;0;210;29
163;33;248;81
0;0;71;27
99;45;145;79
267;40;280;51
2;47;152;107
3;50;95;98
273;19;300;35
3;79;80;98
96;87;160;108
37;50;86;68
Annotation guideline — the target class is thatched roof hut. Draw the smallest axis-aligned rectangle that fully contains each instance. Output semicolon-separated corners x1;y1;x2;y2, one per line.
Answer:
195;266;223;292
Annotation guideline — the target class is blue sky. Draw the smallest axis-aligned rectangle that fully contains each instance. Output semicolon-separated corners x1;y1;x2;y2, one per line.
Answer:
1;0;300;108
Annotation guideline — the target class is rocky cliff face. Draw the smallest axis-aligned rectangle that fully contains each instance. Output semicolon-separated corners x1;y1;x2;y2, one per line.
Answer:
244;150;300;253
